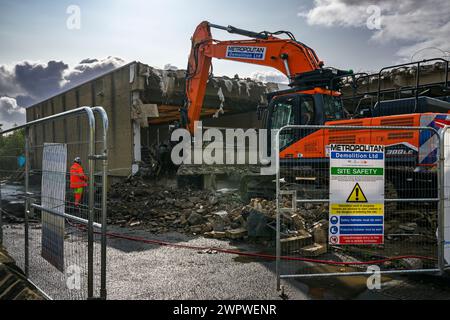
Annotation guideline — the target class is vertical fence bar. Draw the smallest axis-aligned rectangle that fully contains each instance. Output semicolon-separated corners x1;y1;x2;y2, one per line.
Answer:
415;61;420;111
439;127;447;274
0;170;2;246
275;127;281;291
87;109;96;299
92;106;109;299
24;127;30;277
445;60;449;89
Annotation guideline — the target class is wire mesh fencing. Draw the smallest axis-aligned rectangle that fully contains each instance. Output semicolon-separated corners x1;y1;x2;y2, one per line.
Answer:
441;126;450;270
0;127;27;272
275;125;446;288
0;106;108;300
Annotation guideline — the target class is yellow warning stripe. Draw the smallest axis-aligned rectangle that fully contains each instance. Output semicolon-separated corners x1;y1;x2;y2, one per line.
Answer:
330;203;384;215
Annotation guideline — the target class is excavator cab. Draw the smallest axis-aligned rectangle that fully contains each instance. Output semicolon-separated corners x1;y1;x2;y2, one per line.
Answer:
266;92;347;149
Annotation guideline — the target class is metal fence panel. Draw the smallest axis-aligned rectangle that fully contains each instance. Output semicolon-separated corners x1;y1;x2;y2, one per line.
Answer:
0;106;108;300
0;128;26;273
441;126;450;268
275;125;444;288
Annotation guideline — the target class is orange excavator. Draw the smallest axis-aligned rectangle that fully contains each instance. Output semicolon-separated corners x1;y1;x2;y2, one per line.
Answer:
181;21;351;134
180;21;450;199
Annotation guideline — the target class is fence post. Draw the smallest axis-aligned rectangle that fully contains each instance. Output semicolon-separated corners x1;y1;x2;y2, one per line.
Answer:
87;109;96;299
0;168;3;246
92;106;109;300
275;127;281;291
439;128;447;275
24;127;30;277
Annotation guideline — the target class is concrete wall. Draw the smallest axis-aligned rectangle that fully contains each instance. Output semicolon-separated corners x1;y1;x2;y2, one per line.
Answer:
25;60;279;182
26;63;135;178
140;111;263;150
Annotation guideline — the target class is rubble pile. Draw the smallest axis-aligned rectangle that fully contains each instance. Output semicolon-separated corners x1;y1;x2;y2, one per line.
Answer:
108;176;245;235
107;176;330;256
277;202;330;256
107;176;439;259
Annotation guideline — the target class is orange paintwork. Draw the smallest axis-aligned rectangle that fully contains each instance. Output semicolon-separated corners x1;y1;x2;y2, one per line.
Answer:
186;21;328;133
280;113;422;159
186;21;431;162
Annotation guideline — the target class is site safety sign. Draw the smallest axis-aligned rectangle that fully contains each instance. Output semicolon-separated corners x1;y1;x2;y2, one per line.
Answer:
329;144;385;245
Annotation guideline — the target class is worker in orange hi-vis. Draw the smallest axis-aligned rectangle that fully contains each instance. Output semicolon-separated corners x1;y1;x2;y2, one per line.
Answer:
70;157;88;208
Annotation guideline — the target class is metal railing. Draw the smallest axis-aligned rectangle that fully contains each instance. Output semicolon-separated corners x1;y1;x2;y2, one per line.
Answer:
275;124;448;290
332;58;450;114
0;106;109;300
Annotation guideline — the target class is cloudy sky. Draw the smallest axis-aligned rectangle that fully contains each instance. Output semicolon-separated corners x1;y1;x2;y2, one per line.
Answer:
1;0;449;129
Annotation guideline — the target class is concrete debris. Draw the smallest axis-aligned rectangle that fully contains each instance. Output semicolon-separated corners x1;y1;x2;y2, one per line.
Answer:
309;219;329;245
108;175;244;237
402;258;424;270
245;209;275;239
129;221;142;227
299;243;328;257
399;222;418;233
204;231;227;239
141;66;273;117
280;231;314;254
212;210;229;219
108;175;330;248
187;212;205;226
291;214;306;231
108;175;433;259
225;228;247;239
197;249;218;254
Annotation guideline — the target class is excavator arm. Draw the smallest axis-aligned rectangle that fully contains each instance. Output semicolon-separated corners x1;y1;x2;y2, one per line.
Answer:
182;21;326;133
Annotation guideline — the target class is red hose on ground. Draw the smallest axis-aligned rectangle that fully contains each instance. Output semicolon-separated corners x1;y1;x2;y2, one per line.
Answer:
67;220;436;266
91;225;437;266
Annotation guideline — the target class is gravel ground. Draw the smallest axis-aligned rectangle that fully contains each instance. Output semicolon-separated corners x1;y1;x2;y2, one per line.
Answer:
105;227;308;300
3;223;450;300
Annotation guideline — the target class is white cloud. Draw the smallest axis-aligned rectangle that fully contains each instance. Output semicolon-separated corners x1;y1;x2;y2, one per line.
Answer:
250;70;289;84
0;56;126;104
163;64;179;71
299;0;450;61
0;57;126;128
61;56;126;88
0;65;24;97
0;96;25;130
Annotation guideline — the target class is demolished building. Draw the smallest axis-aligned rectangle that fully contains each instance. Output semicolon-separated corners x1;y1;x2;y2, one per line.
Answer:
339;60;450;112
25;60;449;184
25;62;273;183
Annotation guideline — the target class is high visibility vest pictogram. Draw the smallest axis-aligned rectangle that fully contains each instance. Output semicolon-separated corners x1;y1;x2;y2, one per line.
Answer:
346;183;368;202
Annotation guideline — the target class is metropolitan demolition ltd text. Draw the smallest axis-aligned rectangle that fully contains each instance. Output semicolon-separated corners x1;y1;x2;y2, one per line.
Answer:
330;145;384;152
330;144;385;160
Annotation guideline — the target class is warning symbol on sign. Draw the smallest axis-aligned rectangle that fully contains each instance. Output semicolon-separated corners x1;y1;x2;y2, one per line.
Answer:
330;236;338;244
346;183;368;203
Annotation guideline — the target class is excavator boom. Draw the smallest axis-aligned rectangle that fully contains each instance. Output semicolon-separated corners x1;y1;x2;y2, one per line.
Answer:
183;21;329;133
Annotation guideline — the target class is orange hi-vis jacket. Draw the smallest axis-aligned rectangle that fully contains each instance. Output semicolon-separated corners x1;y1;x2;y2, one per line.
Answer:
70;162;88;189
